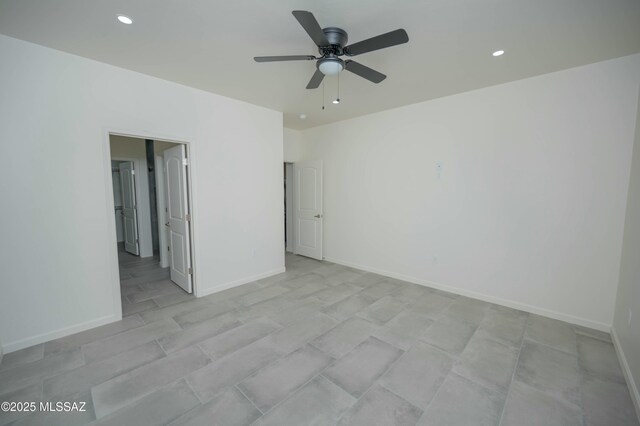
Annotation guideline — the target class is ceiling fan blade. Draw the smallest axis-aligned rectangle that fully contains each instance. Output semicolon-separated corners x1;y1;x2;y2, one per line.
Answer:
345;60;386;83
292;10;329;47
254;55;316;62
306;69;325;89
344;29;409;56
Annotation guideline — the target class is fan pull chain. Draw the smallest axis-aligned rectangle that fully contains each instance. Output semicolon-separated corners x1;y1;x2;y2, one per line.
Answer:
322;80;325;110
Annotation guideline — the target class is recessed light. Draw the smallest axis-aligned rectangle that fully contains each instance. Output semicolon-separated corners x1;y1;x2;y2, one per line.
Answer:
117;15;133;25
332;99;340;104
298;113;307;120
492;50;505;57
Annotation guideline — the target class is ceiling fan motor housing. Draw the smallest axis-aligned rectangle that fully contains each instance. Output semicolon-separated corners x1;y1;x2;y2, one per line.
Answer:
321;27;348;53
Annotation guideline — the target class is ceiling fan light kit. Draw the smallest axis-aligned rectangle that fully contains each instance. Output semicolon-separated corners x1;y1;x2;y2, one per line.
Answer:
254;10;409;92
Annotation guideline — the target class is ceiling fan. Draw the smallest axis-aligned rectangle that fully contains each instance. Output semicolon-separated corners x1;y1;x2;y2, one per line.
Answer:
254;11;409;89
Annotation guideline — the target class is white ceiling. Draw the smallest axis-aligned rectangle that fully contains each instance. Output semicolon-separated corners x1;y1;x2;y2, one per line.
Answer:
1;0;639;130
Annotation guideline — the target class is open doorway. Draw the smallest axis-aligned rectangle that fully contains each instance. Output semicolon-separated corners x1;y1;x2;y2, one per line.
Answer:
110;135;195;316
284;160;324;261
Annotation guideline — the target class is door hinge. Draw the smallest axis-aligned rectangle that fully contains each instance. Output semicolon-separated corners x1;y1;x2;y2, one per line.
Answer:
167;245;170;251
131;170;135;175
183;158;188;166
188;267;193;275
185;213;191;222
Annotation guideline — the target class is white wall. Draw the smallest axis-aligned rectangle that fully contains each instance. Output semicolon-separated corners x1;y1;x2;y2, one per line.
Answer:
284;128;304;163
613;90;640;414
296;54;640;330
0;35;284;352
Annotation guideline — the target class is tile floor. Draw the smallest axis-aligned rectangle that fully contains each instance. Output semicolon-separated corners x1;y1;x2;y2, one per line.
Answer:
0;252;638;425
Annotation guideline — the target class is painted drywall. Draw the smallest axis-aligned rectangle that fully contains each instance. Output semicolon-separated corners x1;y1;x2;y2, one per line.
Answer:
0;34;284;352
284;128;304;163
296;54;640;330
613;90;640;414
110;136;154;257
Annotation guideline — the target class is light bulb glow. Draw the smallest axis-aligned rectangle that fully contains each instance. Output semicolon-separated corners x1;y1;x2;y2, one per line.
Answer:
318;60;343;76
117;15;133;24
332;99;340;104
492;50;505;57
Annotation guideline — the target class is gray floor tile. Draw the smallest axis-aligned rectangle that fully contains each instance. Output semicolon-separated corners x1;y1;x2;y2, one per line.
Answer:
514;339;581;407
43;341;165;399
324;337;403;397
198;317;281;361
0;383;43;425
266;298;326;326
122;299;158;317
187;337;284;403
324;269;366;286
346;272;387;288
581;372;640;426
323;293;378;321
7;252;639;426
524;315;577;355
421;316;477;356
356;296;406;325
264;313;338;354
239;345;333;411
373;311;434;350
359;281;401;299
474;305;528;348
577;334;625;384
234;285;290;307
441;297;490;326
153;290;195;308
417;373;505;426
169;387;261;426
128;280;184;304
311;317;377;359
312;283;363;306
157;313;241;353
256;375;355;426
453;335;518;394
391;283;432;304
43;315;144;356
139;299;213;324
82;318;181;364
501;380;582;426
406;292;455;319
91;346;210;418
92;380;200;426
0;348;84;395
0;345;44;373
381;342;453;409
172;301;237;328
338;384;422;426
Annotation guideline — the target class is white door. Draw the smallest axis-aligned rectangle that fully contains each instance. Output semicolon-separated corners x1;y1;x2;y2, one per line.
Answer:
164;145;192;293
294;160;323;260
119;162;140;255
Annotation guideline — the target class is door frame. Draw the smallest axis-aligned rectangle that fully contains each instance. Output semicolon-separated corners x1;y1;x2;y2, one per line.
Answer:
103;129;200;320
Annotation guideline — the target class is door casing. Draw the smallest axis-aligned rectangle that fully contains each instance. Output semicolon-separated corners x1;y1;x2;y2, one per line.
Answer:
105;131;199;320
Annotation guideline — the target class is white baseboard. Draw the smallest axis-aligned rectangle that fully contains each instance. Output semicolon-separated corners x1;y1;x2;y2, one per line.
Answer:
3;314;121;354
611;327;640;421
196;267;286;298
324;256;611;332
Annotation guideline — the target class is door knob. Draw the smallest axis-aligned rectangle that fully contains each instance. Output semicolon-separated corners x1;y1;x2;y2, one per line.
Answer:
165;222;170;227
314;214;322;218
